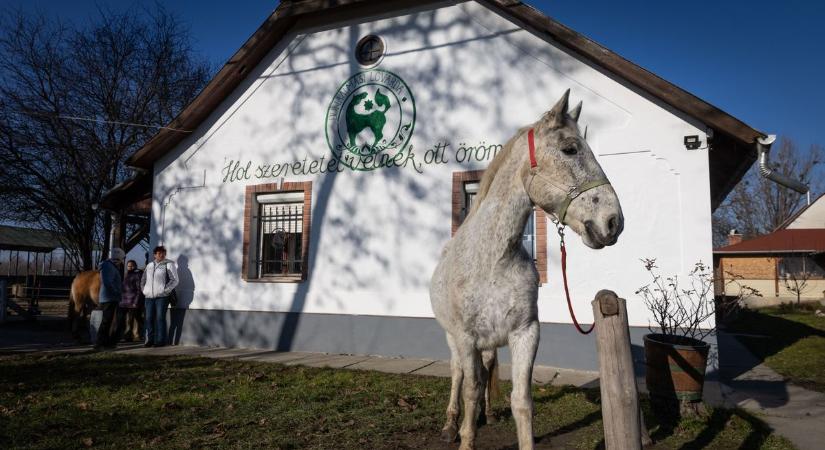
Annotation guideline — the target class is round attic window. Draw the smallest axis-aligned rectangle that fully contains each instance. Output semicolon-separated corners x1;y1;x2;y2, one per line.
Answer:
355;35;385;66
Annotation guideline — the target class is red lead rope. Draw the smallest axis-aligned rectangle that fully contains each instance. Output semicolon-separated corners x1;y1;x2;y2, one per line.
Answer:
558;234;595;335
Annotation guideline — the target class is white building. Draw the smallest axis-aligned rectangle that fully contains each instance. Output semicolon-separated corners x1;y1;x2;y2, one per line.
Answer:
103;0;764;370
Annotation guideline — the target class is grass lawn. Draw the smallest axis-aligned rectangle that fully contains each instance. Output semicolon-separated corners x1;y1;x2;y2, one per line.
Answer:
727;305;825;392
0;352;794;449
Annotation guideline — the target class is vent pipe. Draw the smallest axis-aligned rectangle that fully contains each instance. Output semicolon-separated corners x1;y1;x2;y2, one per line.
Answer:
756;135;809;200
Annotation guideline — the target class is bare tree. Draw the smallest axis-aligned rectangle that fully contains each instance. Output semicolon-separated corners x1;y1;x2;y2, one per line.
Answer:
780;255;817;305
0;7;209;269
713;138;823;247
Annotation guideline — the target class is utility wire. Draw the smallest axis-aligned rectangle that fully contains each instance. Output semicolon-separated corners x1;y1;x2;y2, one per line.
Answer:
17;110;191;133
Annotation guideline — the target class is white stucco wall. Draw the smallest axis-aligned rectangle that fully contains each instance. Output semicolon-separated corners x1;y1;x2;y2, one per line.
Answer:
787;195;825;229
149;1;714;328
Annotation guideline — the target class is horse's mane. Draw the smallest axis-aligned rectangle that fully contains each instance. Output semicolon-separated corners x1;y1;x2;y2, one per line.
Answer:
467;125;532;217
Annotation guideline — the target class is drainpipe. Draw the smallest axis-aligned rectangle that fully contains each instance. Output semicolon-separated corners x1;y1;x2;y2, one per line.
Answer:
756;135;810;204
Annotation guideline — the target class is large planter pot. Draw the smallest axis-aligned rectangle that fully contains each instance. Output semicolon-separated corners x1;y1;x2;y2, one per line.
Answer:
644;333;710;403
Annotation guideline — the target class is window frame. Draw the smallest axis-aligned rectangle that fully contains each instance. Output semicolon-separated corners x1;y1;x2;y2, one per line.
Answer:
242;182;312;282
451;171;548;284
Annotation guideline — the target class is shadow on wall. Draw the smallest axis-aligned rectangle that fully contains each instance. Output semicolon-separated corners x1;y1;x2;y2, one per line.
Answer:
168;254;194;345
156;5;606;353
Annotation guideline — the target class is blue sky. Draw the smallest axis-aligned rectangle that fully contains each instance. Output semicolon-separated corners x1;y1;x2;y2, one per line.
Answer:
8;0;825;150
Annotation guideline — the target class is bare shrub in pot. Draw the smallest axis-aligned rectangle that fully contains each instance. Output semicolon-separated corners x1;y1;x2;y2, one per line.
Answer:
636;258;717;415
637;258;716;344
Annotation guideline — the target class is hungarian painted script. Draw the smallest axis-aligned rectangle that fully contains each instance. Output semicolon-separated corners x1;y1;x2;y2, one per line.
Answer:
220;141;503;183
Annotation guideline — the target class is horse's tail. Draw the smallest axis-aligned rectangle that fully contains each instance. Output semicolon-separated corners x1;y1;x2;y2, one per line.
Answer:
68;279;79;337
488;350;502;402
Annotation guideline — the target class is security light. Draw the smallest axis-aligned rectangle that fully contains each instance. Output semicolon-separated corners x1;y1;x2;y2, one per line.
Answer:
684;135;701;150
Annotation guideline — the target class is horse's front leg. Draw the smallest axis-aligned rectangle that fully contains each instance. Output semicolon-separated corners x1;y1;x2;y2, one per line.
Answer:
457;339;483;450
441;333;462;442
508;322;539;450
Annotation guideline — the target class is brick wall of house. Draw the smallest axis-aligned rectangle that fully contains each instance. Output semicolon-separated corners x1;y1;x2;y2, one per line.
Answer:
720;256;777;280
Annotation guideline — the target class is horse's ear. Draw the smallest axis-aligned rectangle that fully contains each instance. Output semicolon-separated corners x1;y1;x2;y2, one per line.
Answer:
569;101;582;122
547;89;570;127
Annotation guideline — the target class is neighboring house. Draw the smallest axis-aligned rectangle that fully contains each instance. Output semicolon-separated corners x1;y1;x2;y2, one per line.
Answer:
779;193;825;229
715;228;825;305
101;0;769;370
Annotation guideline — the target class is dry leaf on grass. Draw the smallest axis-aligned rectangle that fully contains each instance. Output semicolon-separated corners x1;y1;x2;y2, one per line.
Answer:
397;397;417;410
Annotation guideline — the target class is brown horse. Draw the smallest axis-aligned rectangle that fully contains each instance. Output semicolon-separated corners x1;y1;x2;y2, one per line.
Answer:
68;270;100;340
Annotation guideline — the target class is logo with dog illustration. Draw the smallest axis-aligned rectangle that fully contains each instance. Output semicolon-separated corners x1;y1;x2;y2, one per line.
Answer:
325;70;415;170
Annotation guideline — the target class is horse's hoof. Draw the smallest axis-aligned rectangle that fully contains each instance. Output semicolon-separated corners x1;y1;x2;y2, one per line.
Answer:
485;413;497;424
440;425;458;443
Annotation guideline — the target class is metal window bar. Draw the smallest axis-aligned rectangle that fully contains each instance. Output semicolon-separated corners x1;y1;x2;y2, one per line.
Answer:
257;202;304;278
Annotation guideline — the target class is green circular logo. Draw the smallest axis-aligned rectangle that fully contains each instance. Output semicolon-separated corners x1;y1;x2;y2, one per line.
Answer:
325;70;416;171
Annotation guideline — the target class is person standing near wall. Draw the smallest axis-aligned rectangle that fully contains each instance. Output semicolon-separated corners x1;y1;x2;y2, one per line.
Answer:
95;248;125;350
117;260;144;342
141;245;178;347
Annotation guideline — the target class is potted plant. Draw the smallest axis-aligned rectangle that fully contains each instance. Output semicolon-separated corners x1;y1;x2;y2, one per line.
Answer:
635;258;732;414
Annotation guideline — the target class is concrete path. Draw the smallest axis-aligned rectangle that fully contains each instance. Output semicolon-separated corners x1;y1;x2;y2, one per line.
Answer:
716;332;825;450
61;344;603;388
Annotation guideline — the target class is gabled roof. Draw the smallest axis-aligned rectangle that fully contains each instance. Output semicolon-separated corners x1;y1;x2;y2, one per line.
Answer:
121;0;764;209
99;173;152;211
715;229;825;255
0;225;62;252
775;193;825;230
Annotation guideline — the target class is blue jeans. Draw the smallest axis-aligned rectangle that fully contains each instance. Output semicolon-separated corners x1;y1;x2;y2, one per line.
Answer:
144;296;169;345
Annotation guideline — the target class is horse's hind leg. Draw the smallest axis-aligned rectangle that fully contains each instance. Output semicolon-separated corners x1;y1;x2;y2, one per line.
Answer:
69;297;84;341
440;333;462;442
509;322;539;450
481;349;498;424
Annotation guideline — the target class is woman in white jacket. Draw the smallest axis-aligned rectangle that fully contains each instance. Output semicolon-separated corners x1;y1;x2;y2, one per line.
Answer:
140;245;179;347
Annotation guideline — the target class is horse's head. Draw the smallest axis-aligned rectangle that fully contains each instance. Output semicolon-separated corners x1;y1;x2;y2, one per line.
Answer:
522;89;624;249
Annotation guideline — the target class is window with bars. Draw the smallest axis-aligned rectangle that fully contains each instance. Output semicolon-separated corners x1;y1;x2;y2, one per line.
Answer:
257;200;303;278
462;181;537;262
452;171;547;283
243;183;311;282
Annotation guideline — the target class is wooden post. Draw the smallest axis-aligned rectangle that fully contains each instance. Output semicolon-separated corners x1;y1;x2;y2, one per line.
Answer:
592;289;648;449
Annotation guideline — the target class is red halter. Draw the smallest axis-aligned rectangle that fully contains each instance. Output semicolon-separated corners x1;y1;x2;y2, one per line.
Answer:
528;128;538;169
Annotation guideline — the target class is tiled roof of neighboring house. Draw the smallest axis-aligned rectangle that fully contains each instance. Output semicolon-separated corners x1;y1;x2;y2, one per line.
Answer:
715;229;825;254
113;0;763;211
0;225;62;252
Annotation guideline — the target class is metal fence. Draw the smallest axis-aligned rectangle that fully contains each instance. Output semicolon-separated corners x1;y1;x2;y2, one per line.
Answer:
0;248;100;277
0;275;73;321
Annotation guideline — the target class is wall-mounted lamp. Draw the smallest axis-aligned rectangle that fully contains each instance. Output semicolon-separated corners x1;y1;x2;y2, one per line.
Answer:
684;135;701;150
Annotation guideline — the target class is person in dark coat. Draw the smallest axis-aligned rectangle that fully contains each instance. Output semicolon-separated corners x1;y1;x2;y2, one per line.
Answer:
96;248;125;350
116;260;144;342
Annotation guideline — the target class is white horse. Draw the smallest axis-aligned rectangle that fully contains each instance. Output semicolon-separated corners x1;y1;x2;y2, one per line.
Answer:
430;89;624;449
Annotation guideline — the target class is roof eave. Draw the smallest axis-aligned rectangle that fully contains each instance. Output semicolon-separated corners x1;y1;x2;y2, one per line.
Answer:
125;0;766;201
714;250;822;255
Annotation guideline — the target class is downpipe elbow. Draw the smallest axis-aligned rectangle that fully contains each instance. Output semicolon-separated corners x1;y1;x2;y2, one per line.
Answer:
756;135;808;195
